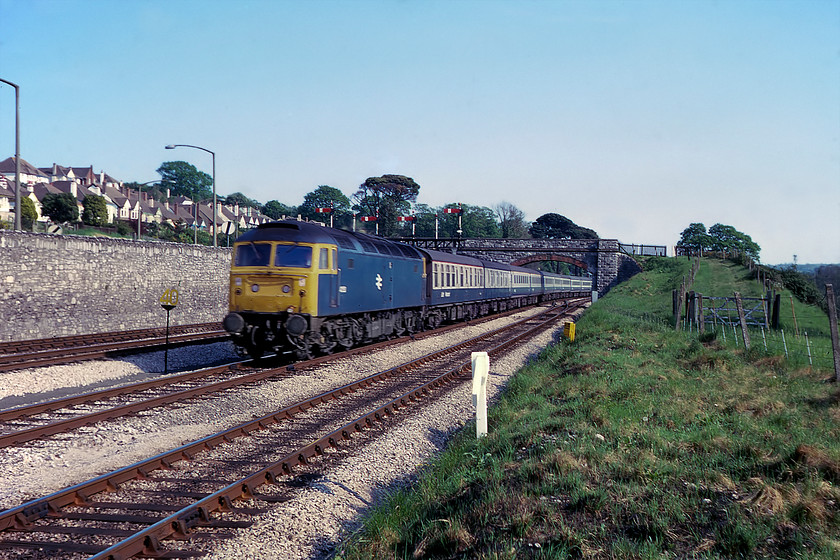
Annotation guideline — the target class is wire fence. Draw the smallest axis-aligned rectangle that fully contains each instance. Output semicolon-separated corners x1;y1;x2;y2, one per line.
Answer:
679;319;835;371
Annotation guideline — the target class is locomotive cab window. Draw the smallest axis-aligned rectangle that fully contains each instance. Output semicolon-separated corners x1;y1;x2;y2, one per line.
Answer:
274;245;312;268
319;248;329;269
235;242;271;267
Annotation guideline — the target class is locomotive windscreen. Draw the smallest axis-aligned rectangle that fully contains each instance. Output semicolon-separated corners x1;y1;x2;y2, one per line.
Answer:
235;243;271;267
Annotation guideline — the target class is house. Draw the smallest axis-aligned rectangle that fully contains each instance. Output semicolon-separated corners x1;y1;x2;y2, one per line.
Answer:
2;155;272;234
0;157;49;186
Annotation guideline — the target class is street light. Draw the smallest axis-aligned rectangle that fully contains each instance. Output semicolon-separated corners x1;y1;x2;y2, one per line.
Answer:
165;144;216;246
0;78;21;231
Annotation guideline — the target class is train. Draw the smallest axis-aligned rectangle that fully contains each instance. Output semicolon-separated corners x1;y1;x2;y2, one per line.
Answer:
222;219;593;359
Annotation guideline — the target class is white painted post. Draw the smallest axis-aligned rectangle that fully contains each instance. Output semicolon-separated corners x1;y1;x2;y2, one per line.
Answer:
471;352;489;438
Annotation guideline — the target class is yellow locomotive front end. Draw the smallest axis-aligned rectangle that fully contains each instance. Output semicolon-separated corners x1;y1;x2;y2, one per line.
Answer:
229;241;319;316
223;228;337;358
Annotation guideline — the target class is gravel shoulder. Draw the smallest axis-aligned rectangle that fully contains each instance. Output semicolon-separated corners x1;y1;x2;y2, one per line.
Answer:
0;305;585;558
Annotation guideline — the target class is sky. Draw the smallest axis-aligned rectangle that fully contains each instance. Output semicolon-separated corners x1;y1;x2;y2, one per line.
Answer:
0;0;838;265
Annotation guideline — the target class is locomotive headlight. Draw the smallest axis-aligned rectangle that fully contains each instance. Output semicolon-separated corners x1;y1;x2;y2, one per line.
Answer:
251;284;260;292
282;285;291;294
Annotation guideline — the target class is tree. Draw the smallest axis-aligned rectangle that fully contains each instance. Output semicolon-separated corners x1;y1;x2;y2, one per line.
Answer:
20;196;37;230
529;213;598;239
708;223;761;261
224;192;260;209
494;201;528;238
299;185;352;228
412;203;438;237
40;192;79;223
353;174;421;236
262;200;297;220
156;161;213;201
676;223;713;255
438;203;500;238
81;194;109;227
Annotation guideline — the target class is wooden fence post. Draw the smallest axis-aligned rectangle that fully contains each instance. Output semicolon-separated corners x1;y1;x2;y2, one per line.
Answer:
825;284;840;383
698;293;705;334
772;293;781;329
675;283;685;330
734;292;751;350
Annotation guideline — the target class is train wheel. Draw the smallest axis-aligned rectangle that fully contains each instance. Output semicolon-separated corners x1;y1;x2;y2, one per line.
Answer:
318;326;337;355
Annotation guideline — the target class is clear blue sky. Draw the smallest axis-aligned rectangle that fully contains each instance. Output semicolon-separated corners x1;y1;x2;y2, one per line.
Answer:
1;0;838;264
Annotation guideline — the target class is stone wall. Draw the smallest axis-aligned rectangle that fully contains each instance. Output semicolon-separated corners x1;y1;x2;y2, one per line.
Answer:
0;232;232;343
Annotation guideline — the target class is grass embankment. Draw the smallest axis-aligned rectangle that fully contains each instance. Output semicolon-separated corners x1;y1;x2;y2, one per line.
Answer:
337;257;840;559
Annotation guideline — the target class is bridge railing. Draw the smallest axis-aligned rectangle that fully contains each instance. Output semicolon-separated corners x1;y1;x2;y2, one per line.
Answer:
620;243;667;257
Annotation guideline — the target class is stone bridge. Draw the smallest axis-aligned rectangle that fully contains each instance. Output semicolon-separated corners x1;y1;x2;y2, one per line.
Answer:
398;237;642;295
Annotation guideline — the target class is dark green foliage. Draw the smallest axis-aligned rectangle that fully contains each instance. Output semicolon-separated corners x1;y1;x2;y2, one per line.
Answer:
675;222;713;253
115;220;134;236
352;174;420;236
677;222;761;261
529;213;598;239
773;266;827;311
223;192;261;209
298;185;353;229
20;196;37;230
439;203;500;238
81;194;108;226
156;161;213;202
261;200;297;220
40;192;79;223
814;265;840;309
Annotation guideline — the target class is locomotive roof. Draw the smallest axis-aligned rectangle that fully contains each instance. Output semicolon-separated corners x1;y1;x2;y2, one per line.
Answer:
237;220;339;244
238;220;423;260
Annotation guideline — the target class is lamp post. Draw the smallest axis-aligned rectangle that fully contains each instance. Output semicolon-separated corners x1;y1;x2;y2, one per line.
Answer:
0;78;21;231
165;144;216;246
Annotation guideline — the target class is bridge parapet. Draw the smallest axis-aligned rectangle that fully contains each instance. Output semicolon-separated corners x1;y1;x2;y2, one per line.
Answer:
399;237;638;296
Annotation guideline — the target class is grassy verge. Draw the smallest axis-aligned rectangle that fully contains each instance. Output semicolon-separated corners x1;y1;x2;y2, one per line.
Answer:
336;257;840;559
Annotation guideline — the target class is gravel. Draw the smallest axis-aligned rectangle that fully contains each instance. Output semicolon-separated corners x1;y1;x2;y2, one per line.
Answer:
0;306;584;558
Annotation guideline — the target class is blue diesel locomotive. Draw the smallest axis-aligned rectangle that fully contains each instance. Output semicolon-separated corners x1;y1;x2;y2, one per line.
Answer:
222;220;592;358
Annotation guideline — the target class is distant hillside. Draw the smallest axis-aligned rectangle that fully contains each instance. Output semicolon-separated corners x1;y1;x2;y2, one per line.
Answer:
770;263;835;274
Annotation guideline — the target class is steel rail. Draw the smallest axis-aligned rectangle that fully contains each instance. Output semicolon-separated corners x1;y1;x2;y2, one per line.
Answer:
0;301;572;448
0;323;222;355
0;331;229;372
86;301;583;560
0;302;580;542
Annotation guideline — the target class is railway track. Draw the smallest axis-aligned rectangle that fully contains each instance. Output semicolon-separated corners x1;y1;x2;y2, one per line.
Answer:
0;324;230;372
0;302;571;449
0;300;585;559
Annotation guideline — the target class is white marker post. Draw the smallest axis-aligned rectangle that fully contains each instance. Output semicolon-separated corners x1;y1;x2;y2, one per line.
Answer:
471;352;489;438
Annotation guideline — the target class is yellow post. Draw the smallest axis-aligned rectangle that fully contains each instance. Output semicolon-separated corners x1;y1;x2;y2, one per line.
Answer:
563;322;576;341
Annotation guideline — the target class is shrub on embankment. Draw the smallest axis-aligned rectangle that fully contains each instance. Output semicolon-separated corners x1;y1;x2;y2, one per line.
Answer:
337;257;840;559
